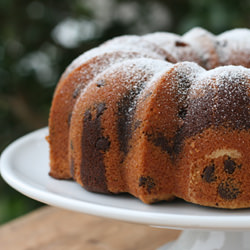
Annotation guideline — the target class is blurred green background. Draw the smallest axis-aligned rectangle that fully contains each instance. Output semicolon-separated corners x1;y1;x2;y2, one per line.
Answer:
0;0;249;224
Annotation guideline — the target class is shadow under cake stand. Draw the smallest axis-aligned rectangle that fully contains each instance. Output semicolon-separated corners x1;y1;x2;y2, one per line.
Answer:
1;128;250;250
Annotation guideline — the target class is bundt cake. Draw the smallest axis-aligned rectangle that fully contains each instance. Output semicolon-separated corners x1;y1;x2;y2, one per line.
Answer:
48;27;250;209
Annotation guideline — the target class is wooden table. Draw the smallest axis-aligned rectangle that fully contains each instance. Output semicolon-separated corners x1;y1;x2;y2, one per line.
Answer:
0;206;181;249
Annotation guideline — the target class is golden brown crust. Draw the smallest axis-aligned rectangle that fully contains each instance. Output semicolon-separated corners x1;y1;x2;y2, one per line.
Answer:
49;50;163;179
70;59;172;193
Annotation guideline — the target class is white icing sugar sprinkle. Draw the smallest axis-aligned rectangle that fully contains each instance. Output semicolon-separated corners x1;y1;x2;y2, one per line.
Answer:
189;65;250;98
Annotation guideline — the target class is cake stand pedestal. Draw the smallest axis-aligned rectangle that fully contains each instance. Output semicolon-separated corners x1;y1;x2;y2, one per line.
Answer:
158;230;250;250
1;128;250;250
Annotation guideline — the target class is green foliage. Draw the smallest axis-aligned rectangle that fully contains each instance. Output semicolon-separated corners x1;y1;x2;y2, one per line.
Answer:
0;0;249;224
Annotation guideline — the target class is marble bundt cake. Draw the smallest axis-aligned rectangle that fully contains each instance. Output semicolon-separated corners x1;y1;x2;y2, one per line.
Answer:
48;27;250;209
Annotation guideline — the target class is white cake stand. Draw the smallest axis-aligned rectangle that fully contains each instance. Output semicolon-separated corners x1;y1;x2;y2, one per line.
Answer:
1;128;250;250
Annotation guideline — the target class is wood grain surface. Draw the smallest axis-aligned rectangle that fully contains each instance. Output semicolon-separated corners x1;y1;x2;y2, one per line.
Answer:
0;206;181;250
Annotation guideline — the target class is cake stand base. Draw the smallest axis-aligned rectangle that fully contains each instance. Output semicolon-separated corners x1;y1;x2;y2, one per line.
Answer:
158;230;250;250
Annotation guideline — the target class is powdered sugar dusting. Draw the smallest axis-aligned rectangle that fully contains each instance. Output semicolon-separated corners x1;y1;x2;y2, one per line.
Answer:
61;27;250;127
84;58;172;120
219;28;250;41
63;27;250;81
143;32;181;59
190;65;250;98
92;58;172;88
63;44;163;79
217;29;250;67
144;32;201;64
62;27;250;112
183;27;219;69
102;35;169;59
